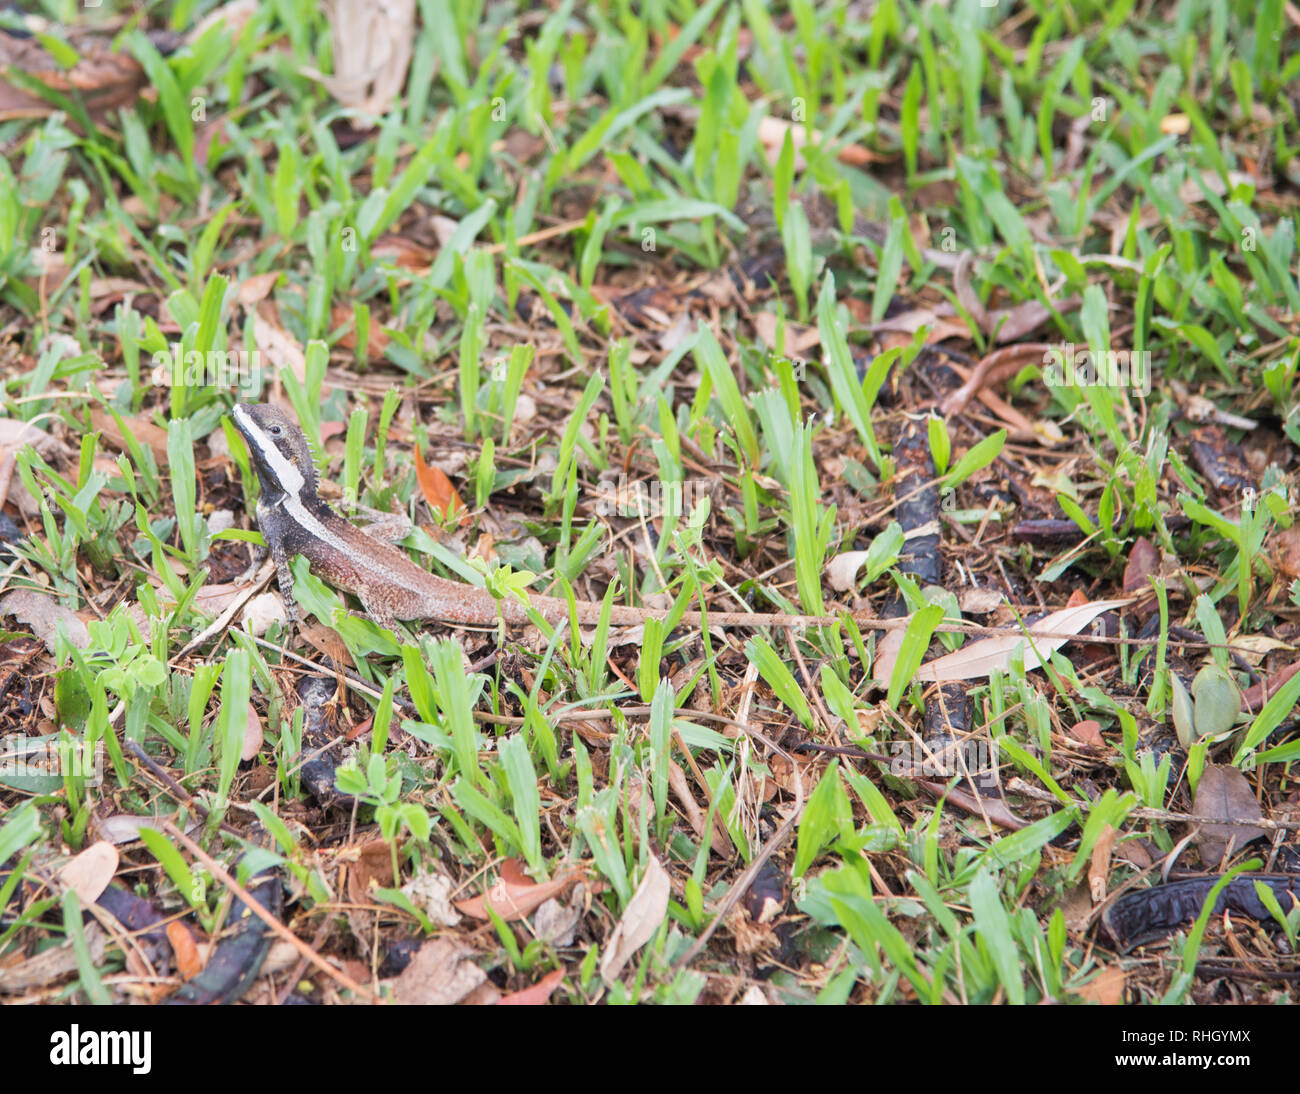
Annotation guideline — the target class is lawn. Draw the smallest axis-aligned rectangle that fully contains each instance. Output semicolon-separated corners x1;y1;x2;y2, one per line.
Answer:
1;0;1298;1007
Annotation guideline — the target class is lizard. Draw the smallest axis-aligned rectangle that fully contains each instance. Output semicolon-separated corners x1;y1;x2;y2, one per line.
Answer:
229;401;894;635
228;402;1121;644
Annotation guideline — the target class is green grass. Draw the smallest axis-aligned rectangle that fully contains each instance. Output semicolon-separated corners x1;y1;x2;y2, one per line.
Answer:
1;0;1298;1006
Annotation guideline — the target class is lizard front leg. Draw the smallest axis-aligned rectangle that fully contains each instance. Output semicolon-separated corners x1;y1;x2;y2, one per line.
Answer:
257;501;300;624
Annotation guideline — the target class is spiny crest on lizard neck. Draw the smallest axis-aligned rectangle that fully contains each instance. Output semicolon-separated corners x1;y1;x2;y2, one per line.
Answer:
231;402;321;500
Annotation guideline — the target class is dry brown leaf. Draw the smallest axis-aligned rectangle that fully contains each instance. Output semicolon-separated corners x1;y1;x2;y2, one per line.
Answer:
755;115;885;169
455;859;585;921
240;701;264;762
600;854;670;985
0;590;91;651
826;550;872;593
871;626;905;689
496;967;566;1006
413;444;468;526
345;838;395;905
96;814;177;845
236;271;281;308
915;599;1131;682
1088;824;1118;903
0;923;107;993
166;921;203;981
90;409;170;464
331;303;390;357
305;0;415;119
390;938;485;1005
252;308;307;383
1071;719;1105;747
1122;537;1160;594
56;841;118;905
297;621;354;668
1191;765;1268;868
1076;965;1126;1005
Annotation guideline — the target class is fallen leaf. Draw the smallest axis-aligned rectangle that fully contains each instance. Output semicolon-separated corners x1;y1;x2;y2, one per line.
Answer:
236;271;281;308
303;0;415;120
0;923;107;992
413;444;468;526
1089;824;1118;903
252;307;307;383
600;855;670;985
400;871;461;928
1076;965;1126;1005
346;838;396;905
455;860;585;921
166;921;203;980
241;701;263;762
56;841;118;904
826;550;870;593
1122;537;1160;594
1191;765;1268;869
390;938;485;1005
496;967;566;1006
90;409;170;464
915;599;1132;682
755;115;884;169
96;814;177;845
0;590;91;651
958;587;1004;614
1071;719;1105;747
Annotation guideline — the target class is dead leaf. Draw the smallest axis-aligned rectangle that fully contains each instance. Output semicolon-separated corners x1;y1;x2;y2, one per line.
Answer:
413;444;468;525
958;587;1004;614
346;838;396;905
0;923;107;993
390;938;485;1005
1071;719;1105;747
241;701;263;762
96;814;178;845
400;871;461;928
1076;965;1126;1005
331;303;390;357
1088;824;1118;903
0;590;90;651
166;921;203;980
455;860;585;921
236;271;281;308
496;967;566;1005
826;550;871;593
56;841;118;904
1191;765;1268;868
755;115;884;169
1122;537;1160;594
304;0;415;120
915;598;1131;682
600;854;670;985
297;621;354;668
90;409;170;464
252;307;307;383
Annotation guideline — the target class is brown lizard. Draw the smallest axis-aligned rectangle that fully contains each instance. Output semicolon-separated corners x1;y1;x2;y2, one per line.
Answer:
229;402;1115;644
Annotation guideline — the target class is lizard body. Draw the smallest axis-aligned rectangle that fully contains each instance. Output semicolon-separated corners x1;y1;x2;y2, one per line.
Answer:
230;403;841;633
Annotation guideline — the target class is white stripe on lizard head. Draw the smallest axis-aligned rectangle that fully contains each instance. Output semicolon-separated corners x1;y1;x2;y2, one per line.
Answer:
233;404;305;497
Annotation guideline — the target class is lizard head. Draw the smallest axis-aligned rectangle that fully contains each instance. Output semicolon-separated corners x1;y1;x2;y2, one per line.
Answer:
230;403;319;501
